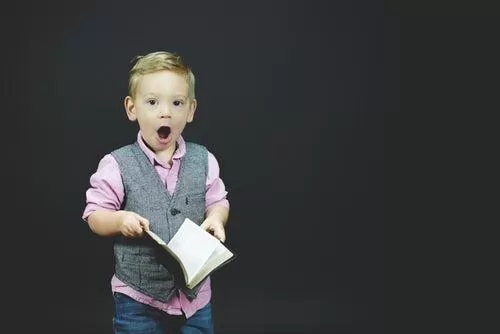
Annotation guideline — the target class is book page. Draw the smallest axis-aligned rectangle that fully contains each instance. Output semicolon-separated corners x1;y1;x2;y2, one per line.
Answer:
167;219;220;284
189;241;234;288
146;229;166;246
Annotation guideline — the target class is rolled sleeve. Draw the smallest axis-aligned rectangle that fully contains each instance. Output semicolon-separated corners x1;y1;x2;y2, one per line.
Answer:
82;154;125;221
205;152;229;210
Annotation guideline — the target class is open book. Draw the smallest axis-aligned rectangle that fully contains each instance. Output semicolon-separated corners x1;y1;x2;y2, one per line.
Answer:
145;218;235;289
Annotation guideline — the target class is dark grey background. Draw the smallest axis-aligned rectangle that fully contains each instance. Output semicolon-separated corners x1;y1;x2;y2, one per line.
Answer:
3;0;393;333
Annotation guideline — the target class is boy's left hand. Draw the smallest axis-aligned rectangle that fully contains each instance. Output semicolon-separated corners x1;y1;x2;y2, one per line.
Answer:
200;217;226;243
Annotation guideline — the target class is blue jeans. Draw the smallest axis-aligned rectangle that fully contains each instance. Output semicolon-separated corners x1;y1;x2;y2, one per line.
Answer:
112;292;214;334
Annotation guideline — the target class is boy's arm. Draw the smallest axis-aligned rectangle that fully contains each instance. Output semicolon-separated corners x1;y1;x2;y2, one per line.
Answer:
201;152;230;242
88;210;124;236
206;204;229;226
83;154;149;237
202;204;229;242
88;209;149;237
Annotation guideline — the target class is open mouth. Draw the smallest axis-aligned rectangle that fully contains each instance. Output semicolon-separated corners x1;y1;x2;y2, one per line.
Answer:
157;126;171;139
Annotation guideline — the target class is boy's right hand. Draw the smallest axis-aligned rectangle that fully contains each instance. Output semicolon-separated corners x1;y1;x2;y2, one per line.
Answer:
118;210;150;237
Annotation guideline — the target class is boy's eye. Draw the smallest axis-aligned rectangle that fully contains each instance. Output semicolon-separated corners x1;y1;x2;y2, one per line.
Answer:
147;99;158;106
173;100;183;106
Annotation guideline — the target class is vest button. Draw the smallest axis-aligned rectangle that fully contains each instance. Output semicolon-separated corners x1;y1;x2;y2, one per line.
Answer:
170;208;181;216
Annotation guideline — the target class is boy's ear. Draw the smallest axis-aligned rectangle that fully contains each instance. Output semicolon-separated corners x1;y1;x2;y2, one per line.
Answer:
124;96;137;121
187;99;197;123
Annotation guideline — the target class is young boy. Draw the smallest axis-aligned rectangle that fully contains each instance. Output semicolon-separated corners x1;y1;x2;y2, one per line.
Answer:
82;51;230;333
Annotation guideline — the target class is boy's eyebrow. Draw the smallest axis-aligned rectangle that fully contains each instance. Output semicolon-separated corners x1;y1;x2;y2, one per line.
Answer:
142;93;188;99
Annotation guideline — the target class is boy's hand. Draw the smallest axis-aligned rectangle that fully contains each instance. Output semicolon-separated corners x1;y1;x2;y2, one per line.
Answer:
200;217;226;242
118;211;150;237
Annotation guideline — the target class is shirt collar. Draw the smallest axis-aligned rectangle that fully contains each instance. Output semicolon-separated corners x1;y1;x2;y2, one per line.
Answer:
136;131;186;166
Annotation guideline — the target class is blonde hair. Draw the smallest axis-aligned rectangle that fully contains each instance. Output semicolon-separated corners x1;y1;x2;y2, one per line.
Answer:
128;51;196;99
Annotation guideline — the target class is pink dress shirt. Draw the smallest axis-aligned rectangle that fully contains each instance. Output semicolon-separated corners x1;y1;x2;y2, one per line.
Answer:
82;132;229;318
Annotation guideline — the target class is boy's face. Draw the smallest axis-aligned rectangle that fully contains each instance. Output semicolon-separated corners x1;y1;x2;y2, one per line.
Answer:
124;70;196;154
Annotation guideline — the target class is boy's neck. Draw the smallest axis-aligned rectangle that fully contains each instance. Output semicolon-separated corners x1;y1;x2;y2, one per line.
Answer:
155;143;177;166
139;134;178;166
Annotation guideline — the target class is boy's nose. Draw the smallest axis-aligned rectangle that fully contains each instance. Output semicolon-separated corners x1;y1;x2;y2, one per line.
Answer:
159;106;171;118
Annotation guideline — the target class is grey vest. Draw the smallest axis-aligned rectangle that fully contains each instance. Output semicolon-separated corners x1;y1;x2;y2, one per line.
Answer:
111;141;207;302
